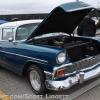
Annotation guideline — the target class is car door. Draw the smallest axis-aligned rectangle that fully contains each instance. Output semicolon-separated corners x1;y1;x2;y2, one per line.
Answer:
0;28;17;72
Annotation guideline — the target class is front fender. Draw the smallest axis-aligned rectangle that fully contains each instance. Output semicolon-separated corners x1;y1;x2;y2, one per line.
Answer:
16;43;66;73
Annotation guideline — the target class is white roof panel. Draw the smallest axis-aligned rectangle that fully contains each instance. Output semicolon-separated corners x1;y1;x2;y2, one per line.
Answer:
0;19;43;28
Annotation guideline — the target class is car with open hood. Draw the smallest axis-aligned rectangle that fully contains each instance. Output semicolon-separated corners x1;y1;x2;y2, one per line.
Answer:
0;1;100;95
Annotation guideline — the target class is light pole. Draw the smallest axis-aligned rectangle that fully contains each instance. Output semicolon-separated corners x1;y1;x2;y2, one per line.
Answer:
97;1;99;8
96;1;99;18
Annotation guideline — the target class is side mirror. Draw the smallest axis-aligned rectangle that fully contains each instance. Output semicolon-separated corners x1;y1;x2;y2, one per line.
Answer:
8;37;13;42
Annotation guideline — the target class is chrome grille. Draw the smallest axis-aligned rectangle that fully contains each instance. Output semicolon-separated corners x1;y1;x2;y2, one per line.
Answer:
65;55;100;73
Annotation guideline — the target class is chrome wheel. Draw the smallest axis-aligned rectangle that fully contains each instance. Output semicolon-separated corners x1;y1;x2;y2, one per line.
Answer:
28;64;48;95
30;69;41;91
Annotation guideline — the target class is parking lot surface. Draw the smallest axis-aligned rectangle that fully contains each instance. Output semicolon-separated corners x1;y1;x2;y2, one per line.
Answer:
0;67;100;100
74;85;100;100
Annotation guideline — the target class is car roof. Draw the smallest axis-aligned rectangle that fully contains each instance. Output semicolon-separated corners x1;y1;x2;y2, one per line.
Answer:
0;19;43;28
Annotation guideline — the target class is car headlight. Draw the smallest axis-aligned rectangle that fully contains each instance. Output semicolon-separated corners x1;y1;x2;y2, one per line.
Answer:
56;52;66;64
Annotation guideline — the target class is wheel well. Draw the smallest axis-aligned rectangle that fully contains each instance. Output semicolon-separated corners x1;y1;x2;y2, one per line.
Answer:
22;62;43;76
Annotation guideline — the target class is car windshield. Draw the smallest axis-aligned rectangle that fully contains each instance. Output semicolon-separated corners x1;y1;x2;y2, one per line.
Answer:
16;23;40;40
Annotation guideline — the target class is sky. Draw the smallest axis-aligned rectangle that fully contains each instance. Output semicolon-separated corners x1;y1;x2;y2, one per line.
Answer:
0;0;100;12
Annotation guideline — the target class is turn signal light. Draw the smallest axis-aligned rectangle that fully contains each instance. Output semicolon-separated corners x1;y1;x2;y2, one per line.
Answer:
57;69;65;77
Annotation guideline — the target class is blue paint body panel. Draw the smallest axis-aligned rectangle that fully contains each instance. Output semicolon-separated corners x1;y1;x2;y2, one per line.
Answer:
0;40;67;75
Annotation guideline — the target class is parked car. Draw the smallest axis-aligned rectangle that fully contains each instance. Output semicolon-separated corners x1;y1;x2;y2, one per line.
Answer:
0;20;8;24
0;1;100;95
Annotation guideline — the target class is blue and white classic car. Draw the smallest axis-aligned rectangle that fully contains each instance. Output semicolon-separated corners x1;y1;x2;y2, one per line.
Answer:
0;1;100;95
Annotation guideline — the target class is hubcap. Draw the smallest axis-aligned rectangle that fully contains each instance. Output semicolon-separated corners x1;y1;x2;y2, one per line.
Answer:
30;69;41;91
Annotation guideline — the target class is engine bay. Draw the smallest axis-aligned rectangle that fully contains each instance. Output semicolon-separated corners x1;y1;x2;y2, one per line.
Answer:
28;35;100;62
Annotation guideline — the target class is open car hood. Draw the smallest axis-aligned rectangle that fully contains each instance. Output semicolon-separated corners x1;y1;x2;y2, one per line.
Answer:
27;1;93;40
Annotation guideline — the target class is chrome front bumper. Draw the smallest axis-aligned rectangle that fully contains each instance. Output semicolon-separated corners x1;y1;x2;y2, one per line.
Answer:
45;63;100;91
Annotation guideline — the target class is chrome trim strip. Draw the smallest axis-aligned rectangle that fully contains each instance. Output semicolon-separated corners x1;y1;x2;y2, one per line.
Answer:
45;63;100;91
0;50;48;63
67;6;93;12
53;63;72;71
44;71;52;76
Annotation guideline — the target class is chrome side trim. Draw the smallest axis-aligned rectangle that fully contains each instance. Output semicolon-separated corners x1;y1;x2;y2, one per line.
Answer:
44;71;52;76
0;50;48;63
53;63;72;71
68;6;93;12
45;63;100;91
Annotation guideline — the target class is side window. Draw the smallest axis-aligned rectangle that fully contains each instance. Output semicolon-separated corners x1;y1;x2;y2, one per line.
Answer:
2;28;14;40
16;28;29;40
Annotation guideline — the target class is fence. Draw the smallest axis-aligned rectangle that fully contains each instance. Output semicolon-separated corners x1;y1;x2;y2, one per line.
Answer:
0;9;100;21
